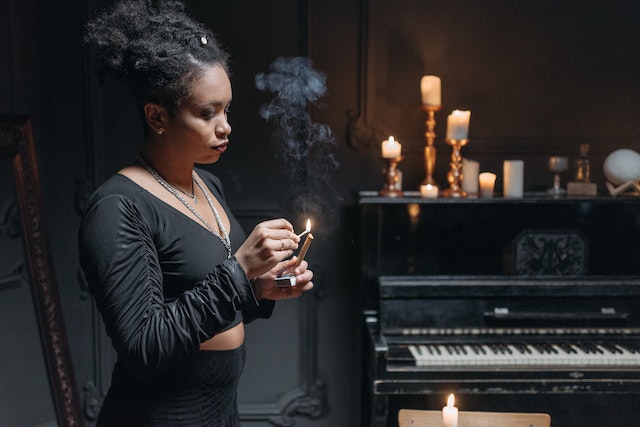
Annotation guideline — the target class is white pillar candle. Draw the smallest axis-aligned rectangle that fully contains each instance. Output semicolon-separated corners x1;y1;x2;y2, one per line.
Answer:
420;183;439;198
446;110;471;140
461;158;479;195
420;75;441;106
381;136;401;158
479;172;497;197
442;394;458;427
503;160;524;198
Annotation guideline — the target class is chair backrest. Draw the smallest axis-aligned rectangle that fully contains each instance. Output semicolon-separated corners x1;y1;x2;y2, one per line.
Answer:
398;409;551;427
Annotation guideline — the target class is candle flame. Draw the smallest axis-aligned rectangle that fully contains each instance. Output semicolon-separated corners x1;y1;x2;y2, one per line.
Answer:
447;394;455;407
388;136;395;143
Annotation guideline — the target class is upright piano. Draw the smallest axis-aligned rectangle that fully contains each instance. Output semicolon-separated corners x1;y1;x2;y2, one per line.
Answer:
357;193;640;426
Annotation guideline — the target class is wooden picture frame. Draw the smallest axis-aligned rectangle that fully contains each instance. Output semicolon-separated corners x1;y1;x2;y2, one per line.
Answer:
0;115;84;427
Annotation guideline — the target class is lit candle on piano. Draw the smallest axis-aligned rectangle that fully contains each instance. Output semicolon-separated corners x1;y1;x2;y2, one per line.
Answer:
442;394;458;427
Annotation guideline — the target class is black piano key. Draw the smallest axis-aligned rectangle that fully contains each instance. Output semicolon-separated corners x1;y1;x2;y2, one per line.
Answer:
513;343;528;354
561;343;575;354
577;343;594;353
615;343;634;353
600;342;621;354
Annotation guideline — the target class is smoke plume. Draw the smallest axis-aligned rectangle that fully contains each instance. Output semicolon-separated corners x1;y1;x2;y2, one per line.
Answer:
256;57;340;232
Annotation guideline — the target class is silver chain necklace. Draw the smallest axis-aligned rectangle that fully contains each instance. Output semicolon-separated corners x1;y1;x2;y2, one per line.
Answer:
137;155;232;258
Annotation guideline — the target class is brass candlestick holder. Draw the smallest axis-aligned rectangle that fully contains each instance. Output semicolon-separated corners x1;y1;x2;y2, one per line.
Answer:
379;156;404;197
421;104;442;186
441;138;469;198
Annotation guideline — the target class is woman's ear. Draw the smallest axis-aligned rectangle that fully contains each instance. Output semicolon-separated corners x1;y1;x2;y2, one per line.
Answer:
144;103;168;135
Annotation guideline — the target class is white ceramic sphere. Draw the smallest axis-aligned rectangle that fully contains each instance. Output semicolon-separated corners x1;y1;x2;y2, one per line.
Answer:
603;148;640;185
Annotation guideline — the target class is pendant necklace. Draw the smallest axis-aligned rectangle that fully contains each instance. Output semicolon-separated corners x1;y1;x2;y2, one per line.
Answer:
137;155;232;258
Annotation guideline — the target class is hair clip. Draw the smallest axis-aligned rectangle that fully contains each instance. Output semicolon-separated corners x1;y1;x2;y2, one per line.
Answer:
200;36;207;45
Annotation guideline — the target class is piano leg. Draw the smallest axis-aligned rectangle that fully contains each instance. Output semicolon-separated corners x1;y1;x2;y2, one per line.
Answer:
372;394;388;427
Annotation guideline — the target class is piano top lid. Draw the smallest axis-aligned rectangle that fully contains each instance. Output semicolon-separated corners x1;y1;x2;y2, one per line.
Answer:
356;190;640;205
379;275;640;298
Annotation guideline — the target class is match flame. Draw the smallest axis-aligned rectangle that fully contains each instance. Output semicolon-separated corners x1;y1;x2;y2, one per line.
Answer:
298;219;311;238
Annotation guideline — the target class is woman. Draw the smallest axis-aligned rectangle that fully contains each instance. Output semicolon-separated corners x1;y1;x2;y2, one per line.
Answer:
79;1;314;425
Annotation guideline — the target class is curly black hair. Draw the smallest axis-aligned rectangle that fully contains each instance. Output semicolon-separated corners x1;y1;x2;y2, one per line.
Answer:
85;0;230;116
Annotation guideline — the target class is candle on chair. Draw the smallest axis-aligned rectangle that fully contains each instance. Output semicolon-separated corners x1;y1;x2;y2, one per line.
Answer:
381;136;401;158
420;75;441;106
446;110;471;140
442;394;458;427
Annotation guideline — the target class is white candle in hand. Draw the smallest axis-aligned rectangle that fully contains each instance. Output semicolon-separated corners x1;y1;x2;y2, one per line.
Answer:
446;110;471;140
442;394;458;427
420;75;441;106
381;136;401;158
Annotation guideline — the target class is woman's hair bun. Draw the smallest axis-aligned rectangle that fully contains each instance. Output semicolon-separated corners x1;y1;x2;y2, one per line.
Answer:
84;0;229;113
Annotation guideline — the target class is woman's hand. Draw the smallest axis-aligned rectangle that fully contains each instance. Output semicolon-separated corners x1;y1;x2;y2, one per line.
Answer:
252;258;314;301
234;218;300;279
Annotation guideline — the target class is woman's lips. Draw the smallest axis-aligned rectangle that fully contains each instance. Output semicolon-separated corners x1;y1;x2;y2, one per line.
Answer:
213;142;228;153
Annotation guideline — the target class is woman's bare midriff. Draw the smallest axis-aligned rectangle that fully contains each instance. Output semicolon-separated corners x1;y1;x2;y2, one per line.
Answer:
199;322;245;351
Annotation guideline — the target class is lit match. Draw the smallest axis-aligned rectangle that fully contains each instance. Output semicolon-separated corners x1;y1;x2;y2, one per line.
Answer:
275;220;314;287
297;219;311;238
295;233;314;267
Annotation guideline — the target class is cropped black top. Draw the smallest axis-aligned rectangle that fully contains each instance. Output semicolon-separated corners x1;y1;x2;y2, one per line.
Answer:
79;169;272;383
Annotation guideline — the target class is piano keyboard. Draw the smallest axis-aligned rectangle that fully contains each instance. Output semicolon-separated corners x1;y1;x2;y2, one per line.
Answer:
408;342;640;368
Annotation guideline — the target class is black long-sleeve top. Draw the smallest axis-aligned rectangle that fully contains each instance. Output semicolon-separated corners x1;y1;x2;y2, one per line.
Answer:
79;169;272;383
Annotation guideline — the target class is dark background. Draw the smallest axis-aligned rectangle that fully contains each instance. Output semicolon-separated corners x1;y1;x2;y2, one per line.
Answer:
1;0;639;426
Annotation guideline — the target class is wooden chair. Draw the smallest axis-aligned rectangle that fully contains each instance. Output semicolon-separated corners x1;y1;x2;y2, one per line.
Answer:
398;409;551;427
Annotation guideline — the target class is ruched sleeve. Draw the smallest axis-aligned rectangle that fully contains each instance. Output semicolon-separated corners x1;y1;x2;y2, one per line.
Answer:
79;192;257;382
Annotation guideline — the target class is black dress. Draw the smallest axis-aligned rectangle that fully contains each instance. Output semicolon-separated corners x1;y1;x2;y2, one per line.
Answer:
79;169;273;426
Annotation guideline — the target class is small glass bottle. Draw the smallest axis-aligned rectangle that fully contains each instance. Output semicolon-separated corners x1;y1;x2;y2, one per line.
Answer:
575;143;591;182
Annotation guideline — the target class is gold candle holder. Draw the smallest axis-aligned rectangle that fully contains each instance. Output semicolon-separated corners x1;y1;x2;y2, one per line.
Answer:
421;104;442;187
441;138;469;198
379;156;404;197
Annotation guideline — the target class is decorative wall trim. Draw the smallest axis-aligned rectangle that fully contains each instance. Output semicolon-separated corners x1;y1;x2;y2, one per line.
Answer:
235;209;327;426
346;0;385;151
